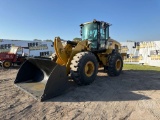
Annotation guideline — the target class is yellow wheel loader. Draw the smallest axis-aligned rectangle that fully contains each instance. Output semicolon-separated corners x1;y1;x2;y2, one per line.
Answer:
14;19;123;101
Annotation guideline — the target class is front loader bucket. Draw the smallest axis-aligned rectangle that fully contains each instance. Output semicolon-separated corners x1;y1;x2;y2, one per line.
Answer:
14;58;69;101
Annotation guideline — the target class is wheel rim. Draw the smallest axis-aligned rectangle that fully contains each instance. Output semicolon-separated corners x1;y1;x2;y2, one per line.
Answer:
84;61;95;77
116;59;121;71
4;61;11;68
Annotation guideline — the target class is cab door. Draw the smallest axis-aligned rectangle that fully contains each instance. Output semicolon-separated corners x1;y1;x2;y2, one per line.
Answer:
99;24;109;50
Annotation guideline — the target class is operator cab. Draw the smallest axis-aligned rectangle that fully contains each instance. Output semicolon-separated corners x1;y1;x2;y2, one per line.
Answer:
80;19;110;52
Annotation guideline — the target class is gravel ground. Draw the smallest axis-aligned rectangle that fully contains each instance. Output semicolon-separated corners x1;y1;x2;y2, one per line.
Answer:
0;66;160;120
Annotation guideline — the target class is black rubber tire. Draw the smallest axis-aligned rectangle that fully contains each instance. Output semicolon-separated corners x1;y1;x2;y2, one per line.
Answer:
70;52;98;85
107;53;123;76
2;61;12;69
17;62;22;65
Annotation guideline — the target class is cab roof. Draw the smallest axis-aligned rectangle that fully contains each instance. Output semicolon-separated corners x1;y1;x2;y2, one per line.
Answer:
80;19;111;26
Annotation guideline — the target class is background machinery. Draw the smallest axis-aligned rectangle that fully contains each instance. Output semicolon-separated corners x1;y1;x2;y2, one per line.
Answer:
14;19;123;101
0;46;28;68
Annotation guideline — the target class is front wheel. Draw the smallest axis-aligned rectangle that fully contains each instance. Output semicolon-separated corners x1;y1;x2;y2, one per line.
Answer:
3;61;12;69
107;53;123;76
70;52;98;85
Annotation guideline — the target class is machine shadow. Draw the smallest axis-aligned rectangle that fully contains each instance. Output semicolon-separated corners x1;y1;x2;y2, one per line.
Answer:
46;70;160;102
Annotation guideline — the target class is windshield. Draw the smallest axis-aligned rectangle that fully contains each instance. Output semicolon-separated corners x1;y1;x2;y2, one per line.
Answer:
82;23;97;40
10;46;19;54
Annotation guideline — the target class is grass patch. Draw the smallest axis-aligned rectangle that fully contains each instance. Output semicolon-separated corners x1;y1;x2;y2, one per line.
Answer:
123;64;160;71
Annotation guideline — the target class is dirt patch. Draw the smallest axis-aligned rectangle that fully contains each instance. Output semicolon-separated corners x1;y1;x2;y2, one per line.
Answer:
0;67;160;120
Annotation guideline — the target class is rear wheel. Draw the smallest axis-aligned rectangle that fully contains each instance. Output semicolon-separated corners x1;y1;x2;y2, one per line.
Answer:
17;62;22;65
70;52;98;85
3;61;12;68
107;53;123;76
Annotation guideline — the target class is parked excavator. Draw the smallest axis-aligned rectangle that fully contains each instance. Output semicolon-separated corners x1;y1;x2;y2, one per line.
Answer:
14;19;123;101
